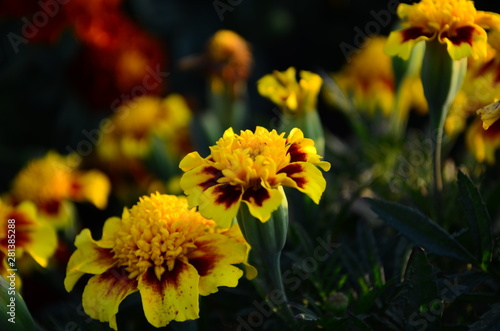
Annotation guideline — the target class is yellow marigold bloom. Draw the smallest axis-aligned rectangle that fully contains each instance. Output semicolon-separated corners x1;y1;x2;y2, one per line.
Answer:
466;118;500;164
99;94;192;162
206;30;252;97
0;200;57;277
65;193;248;330
179;127;330;227
385;0;500;61
10;152;110;228
333;36;427;118
258;67;323;114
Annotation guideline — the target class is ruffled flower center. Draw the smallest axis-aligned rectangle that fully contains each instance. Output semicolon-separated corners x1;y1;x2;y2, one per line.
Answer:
111;194;215;280
210;128;291;188
404;0;476;31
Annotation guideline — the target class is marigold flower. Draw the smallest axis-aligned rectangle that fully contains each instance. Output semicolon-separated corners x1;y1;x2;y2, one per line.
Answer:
258;67;323;115
206;30;252;97
333;36;427;118
179;127;330;227
385;0;500;61
10;151;110;228
98;94;192;162
64;193;248;330
0;200;57;278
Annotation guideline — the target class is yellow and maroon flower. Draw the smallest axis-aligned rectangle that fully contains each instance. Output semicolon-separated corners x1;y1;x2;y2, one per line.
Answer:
0;199;57;279
64;193;248;330
385;0;500;61
10;151;110;228
258;67;323;115
179;127;330;228
332;36;427;119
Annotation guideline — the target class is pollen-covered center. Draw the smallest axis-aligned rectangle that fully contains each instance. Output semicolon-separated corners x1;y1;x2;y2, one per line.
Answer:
112;194;215;280
212;128;292;188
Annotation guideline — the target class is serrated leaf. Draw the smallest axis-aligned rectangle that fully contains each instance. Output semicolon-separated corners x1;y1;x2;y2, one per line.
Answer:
457;171;492;269
401;248;440;330
364;198;478;264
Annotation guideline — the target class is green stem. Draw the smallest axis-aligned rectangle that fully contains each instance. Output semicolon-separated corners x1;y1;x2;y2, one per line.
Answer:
237;190;297;327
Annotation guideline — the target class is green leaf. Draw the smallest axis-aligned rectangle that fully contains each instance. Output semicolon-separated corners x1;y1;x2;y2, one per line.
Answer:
0;275;36;331
400;248;440;330
364;198;478;264
457;170;492;269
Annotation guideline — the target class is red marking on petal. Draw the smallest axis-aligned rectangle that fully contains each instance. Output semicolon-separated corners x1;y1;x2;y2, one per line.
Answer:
442;26;475;46
142;262;184;292
214;184;242;209
189;251;218;277
41;200;61;215
98;267;137;292
401;27;434;42
287;142;307;162
279;164;307;189
199;166;223;190
242;186;270;207
70;180;83;199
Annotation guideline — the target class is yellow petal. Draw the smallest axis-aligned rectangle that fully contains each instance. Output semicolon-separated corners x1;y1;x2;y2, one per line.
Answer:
180;164;222;210
279;162;326;204
189;233;245;295
73;170;111;209
385;29;431;60
25;220;57;267
179;152;206;172
64;229;116;292
220;224;258;280
198;184;242;228
82;270;138;330
440;25;486;61
138;263;200;327
241;186;283;222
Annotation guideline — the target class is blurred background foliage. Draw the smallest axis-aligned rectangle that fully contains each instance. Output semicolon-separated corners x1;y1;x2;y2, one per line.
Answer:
2;0;500;330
